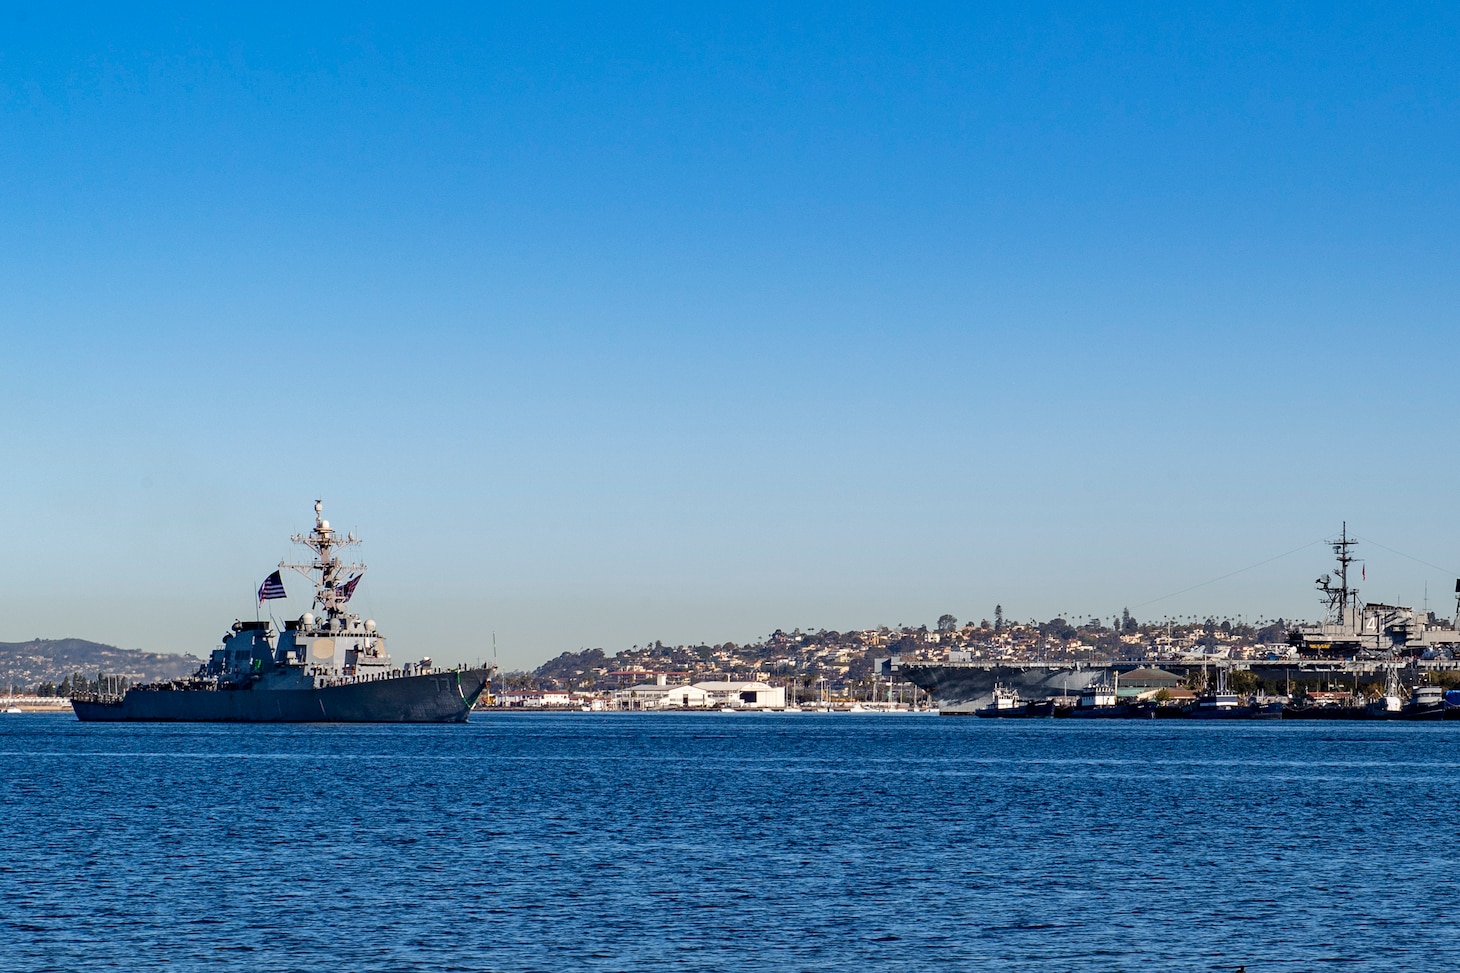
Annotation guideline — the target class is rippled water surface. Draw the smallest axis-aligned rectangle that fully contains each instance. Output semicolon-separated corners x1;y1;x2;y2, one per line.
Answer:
4;713;1460;971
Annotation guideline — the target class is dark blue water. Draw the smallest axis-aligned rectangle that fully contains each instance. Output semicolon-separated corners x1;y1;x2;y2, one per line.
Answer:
4;713;1459;972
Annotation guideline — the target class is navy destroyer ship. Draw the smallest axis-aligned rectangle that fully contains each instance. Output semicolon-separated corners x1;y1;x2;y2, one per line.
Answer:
72;501;491;722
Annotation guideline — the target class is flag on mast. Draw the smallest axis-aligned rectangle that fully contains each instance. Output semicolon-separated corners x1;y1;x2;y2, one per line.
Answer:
258;570;287;603
338;573;362;603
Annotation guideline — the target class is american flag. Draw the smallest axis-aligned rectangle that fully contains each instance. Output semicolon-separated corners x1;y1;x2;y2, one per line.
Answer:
337;574;362;603
257;570;287;603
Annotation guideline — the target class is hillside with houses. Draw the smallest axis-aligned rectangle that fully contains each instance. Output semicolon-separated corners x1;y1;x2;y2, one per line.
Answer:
0;638;202;696
516;611;1303;698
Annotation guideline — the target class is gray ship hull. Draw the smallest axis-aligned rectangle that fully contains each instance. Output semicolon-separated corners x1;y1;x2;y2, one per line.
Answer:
72;668;490;723
904;659;1457;713
901;663;1109;712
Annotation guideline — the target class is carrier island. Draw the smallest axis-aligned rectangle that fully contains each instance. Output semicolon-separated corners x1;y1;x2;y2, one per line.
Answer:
72;501;491;722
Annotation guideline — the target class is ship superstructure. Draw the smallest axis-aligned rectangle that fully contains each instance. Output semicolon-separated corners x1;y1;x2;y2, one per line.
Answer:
271;499;395;679
1291;523;1460;658
73;501;490;722
901;522;1460;712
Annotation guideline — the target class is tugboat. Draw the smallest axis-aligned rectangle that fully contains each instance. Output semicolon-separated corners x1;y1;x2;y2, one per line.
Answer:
1067;674;1130;718
1249;696;1286;720
1184;668;1283;720
72;501;491;723
975;683;1054;718
1187;668;1248;720
1402;684;1447;720
975;683;1024;718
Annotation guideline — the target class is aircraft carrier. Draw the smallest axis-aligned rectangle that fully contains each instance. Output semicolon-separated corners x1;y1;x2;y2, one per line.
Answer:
900;524;1460;711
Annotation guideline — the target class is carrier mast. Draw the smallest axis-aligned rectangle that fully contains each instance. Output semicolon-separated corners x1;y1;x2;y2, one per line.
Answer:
1315;522;1360;626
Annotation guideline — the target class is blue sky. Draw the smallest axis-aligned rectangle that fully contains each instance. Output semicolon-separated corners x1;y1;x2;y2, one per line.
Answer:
2;3;1458;668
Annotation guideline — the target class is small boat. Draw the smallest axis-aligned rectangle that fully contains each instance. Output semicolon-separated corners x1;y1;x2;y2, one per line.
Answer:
1283;700;1367;720
1068;677;1130;718
975;683;1051;718
1186;669;1269;720
1402;685;1446;721
1187;691;1246;719
1367;669;1405;720
3;706;22;715
975;683;1023;718
1368;695;1403;719
1249;698;1286;720
719;705;736;713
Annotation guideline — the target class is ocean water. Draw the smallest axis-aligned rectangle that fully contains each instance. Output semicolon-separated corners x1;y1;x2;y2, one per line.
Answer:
3;713;1459;972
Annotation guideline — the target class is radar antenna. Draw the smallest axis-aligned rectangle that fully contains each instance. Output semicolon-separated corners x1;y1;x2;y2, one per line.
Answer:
280;499;367;622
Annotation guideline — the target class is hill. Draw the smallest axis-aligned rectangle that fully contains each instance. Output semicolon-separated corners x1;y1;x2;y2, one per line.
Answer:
0;638;202;694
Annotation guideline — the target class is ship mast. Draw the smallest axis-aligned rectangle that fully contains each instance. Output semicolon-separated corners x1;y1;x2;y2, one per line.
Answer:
1315;522;1359;626
280;499;366;623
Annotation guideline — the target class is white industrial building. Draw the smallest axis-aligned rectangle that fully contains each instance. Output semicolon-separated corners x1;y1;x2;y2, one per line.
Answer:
693;681;786;710
495;690;575;708
614;680;711;710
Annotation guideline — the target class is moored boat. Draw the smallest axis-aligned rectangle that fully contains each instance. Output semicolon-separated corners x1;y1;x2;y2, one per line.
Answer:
1366;668;1405;721
1402;685;1446;721
1067;677;1133;718
972;681;1058;718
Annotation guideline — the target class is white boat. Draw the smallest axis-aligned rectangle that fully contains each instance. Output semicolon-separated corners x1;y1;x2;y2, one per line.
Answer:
3;706;22;715
719;705;736;713
1368;667;1405;719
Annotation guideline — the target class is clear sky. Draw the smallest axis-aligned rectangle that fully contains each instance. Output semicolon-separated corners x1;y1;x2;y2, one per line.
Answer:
2;3;1457;669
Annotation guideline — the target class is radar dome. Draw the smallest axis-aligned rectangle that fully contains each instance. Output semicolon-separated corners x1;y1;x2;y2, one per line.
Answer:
320;520;330;531
301;612;315;628
364;619;376;633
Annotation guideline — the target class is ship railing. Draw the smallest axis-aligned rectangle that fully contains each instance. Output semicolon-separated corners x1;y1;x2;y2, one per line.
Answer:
71;690;128;704
71;673;138;704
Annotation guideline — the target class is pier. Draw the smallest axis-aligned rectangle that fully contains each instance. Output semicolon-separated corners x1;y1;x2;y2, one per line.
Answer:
909;658;1460;676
